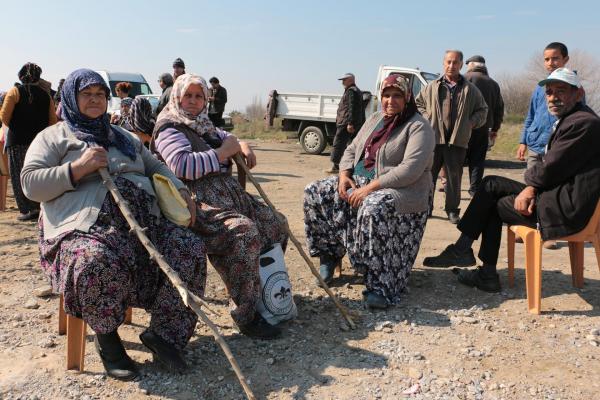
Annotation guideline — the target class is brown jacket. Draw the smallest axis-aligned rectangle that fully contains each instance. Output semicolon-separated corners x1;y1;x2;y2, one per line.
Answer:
415;75;488;148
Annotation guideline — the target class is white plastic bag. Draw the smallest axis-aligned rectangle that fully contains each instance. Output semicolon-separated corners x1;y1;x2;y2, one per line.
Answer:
256;243;297;325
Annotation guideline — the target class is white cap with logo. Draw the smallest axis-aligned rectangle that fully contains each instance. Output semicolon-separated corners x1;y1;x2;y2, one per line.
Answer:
538;67;581;88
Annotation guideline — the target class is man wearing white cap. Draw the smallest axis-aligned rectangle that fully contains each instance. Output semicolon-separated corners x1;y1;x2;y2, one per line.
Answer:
423;68;600;293
326;73;365;174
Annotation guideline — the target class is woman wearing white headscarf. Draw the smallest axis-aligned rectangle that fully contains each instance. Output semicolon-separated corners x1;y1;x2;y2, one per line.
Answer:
153;74;287;339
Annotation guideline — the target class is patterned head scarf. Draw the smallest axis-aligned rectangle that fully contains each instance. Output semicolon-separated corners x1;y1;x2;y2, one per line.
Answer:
130;97;155;135
155;73;217;137
60;69;136;160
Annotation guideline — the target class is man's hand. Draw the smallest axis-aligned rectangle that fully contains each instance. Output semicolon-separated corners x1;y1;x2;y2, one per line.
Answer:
347;124;355;134
514;186;536;216
338;172;356;200
179;188;196;227
516;144;527;161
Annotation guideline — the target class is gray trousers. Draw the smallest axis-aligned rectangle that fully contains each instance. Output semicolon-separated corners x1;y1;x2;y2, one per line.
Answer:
431;144;467;213
526;149;541;170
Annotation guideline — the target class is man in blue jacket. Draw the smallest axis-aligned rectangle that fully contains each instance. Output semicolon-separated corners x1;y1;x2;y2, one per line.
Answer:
516;42;570;249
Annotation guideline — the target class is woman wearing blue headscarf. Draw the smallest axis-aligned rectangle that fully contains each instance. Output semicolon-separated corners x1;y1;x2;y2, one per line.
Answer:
21;69;207;380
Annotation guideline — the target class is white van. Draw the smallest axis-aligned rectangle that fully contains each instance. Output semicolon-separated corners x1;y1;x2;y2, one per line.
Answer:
95;71;153;114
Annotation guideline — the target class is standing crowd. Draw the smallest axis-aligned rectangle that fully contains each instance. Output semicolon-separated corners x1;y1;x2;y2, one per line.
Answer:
0;42;598;382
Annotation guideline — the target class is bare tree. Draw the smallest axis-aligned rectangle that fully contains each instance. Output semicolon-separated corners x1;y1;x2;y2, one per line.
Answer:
496;71;534;116
245;96;266;121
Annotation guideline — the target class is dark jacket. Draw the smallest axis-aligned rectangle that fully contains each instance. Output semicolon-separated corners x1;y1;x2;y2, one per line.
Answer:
155;85;172;117
208;86;227;114
7;85;51;147
525;103;600;240
336;84;365;128
465;67;504;132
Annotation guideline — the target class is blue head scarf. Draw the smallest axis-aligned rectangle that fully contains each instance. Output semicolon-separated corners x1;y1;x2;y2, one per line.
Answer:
60;69;136;160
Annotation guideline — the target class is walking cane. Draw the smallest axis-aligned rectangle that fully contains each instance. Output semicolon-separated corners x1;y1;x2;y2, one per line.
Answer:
233;154;357;329
98;168;256;400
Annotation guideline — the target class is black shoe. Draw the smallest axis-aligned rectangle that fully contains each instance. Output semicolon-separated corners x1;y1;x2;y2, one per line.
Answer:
17;210;39;221
139;331;187;373
446;210;460;224
423;244;476;268
362;290;389;310
94;332;138;381
238;313;281;340
454;267;501;293
316;255;340;286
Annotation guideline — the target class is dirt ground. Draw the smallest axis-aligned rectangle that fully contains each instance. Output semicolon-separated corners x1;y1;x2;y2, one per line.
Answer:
0;140;599;400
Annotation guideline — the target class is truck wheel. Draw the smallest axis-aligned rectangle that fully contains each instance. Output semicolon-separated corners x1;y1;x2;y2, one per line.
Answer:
300;126;327;155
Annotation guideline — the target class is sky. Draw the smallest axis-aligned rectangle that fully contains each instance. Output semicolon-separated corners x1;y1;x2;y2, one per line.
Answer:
3;0;599;111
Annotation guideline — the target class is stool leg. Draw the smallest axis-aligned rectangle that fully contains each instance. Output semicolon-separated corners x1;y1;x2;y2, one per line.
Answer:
524;231;542;314
507;227;515;288
568;241;584;288
124;307;133;324
66;315;87;372
58;295;66;335
335;259;343;278
0;176;8;212
592;237;600;274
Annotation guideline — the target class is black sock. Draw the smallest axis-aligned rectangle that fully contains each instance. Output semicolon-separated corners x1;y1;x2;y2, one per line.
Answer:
480;263;497;277
454;233;474;253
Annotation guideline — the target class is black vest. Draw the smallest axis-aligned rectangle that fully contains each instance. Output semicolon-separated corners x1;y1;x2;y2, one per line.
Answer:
7;85;51;147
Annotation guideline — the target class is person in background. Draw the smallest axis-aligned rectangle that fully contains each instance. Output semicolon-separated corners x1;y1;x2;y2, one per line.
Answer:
416;50;488;224
207;77;227;128
304;74;434;309
516;42;571;250
111;97;133;130
115;82;132;100
54;78;66;105
464;55;504;197
326;73;365;174
172;58;186;81
423;68;599;293
0;62;57;221
22;69;206;380
155;73;174;117
130;97;155;146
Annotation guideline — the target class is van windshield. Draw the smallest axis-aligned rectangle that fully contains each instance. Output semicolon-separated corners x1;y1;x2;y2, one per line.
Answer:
109;81;152;97
421;72;439;82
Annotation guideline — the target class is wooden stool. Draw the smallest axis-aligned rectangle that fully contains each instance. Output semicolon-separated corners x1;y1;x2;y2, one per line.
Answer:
58;295;133;371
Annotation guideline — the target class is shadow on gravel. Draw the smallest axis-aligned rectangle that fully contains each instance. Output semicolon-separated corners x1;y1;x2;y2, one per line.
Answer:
485;159;527;170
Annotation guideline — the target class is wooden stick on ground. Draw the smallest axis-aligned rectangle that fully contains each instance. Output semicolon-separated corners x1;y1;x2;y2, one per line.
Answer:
233;155;357;329
98;168;256;400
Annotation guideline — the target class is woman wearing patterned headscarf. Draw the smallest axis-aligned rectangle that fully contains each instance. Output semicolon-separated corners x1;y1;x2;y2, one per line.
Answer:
130;97;155;145
21;69;207;380
153;73;287;339
0;62;57;221
303;74;435;309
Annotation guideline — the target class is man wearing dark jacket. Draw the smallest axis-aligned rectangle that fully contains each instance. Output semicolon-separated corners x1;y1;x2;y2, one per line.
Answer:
422;68;600;293
465;55;504;196
326;73;365;174
155;73;174;117
208;77;227;127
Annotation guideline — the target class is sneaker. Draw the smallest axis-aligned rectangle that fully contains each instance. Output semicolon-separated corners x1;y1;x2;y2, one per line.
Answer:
423;244;476;268
543;240;558;250
362;290;389;310
139;331;187;373
316;255;340;286
237;313;281;340
454;266;501;293
94;332;138;381
17;210;39;221
447;210;460;224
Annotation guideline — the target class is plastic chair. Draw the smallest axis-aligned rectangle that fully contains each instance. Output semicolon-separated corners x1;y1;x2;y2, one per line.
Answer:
58;294;133;371
507;200;600;314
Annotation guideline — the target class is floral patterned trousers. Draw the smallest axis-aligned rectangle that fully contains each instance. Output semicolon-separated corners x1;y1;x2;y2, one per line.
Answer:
303;175;428;304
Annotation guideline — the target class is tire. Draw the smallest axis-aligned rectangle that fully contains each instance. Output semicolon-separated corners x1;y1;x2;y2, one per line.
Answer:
300;126;327;155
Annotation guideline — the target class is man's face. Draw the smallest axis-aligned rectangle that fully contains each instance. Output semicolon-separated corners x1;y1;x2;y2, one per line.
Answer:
210;82;218;90
341;77;354;89
543;49;569;73
159;79;166;90
443;52;463;80
545;81;580;117
173;67;185;78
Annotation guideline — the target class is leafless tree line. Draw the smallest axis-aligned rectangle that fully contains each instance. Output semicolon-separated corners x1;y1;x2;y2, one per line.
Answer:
497;49;600;116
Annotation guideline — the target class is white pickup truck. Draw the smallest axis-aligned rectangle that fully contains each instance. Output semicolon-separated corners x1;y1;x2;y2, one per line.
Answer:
272;66;438;154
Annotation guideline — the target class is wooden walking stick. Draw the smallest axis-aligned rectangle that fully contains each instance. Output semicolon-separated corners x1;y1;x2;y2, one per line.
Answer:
233;155;357;329
98;168;256;400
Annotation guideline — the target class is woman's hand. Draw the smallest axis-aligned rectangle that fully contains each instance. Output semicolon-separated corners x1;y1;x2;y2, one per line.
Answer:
179;188;196;227
70;147;108;183
338;172;356;201
240;141;257;169
348;179;381;208
215;136;242;162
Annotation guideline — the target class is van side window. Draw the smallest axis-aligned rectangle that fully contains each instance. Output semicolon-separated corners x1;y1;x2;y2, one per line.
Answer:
412;78;422;96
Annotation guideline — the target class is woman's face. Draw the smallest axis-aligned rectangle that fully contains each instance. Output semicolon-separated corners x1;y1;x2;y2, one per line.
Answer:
180;83;206;116
381;87;406;116
115;88;127;99
77;85;108;119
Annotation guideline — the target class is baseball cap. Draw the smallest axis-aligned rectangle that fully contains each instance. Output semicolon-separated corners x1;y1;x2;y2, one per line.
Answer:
338;73;355;80
465;55;485;64
538;67;581;88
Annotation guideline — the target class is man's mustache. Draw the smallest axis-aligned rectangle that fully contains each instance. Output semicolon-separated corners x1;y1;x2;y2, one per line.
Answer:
549;100;564;107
